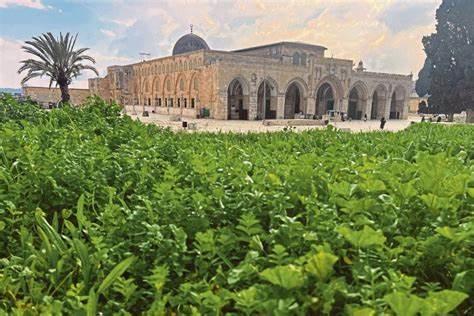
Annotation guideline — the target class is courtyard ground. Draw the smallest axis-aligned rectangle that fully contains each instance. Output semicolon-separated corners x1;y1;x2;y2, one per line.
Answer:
127;111;434;133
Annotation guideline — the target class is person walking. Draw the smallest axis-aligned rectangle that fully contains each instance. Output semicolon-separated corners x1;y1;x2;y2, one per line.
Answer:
380;117;387;130
421;116;425;122
363;113;367;122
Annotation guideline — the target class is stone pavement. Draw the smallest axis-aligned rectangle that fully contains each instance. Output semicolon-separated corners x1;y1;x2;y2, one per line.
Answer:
128;112;430;133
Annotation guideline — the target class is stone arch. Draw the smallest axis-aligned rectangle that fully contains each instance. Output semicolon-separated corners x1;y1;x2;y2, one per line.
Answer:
315;75;344;101
390;85;407;119
284;77;309;96
162;75;173;94
227;77;250;120
175;74;186;93
314;75;344;117
152;77;160;93
370;84;388;119
175;74;187;108
188;72;198;94
257;76;278;119
188;72;200;110
348;81;369;120
152;77;161;107
133;81;140;105
284;78;308;119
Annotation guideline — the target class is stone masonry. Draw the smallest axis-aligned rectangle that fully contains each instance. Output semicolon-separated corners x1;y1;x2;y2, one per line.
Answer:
90;31;413;120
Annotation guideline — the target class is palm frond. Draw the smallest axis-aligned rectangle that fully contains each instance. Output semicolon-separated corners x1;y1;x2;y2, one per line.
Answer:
19;32;99;90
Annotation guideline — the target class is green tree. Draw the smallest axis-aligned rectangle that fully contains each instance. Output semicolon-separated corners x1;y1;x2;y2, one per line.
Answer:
18;32;98;104
420;0;474;122
415;59;432;98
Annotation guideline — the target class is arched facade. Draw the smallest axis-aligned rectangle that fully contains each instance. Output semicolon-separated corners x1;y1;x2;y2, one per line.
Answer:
348;81;369;120
94;36;412;120
390;85;407;119
370;84;388;120
227;77;250;120
256;77;278;120
284;78;308;119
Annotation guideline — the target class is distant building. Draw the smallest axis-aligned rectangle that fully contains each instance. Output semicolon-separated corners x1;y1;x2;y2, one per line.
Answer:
90;30;413;120
22;86;90;107
408;82;428;113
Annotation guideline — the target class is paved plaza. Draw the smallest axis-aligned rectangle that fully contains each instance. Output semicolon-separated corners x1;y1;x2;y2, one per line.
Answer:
127;111;428;133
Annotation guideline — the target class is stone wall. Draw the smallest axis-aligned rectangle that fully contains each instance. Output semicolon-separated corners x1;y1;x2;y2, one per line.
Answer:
91;42;413;120
22;86;91;106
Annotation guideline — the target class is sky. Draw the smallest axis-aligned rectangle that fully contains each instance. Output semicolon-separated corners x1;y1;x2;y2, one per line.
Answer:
0;0;440;89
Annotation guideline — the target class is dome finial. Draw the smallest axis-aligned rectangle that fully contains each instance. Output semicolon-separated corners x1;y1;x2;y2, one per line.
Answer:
190;24;193;34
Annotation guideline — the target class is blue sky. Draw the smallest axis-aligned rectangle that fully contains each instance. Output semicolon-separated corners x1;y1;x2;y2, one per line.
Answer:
0;0;440;88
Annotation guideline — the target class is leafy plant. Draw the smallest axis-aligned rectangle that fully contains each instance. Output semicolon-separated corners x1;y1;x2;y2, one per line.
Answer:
0;96;472;314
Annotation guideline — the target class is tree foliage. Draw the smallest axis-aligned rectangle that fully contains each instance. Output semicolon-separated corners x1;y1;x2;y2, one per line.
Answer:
415;58;432;98
18;32;98;103
418;0;474;119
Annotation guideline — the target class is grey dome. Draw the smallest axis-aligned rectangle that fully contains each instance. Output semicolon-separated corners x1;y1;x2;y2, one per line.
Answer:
172;33;210;55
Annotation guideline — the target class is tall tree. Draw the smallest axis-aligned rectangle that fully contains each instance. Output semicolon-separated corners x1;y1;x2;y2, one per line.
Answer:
415;58;432;98
420;0;474;122
18;32;98;104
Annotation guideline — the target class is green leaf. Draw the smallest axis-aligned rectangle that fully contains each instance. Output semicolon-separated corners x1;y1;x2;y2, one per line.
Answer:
337;225;386;248
35;210;67;253
260;265;305;289
420;193;452;211
76;194;86;229
467;187;474;198
348;307;375;316
423;290;468;315
86;288;97;316
98;256;136;295
384;292;423;316
359;179;386;193
452;270;474;294
305;251;338;281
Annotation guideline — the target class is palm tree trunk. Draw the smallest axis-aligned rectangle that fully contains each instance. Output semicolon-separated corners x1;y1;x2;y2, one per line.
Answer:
59;83;70;104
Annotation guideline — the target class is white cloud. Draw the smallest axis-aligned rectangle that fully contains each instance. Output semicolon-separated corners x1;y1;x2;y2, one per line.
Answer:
0;0;440;88
99;0;437;76
101;17;136;28
100;29;116;38
0;0;46;10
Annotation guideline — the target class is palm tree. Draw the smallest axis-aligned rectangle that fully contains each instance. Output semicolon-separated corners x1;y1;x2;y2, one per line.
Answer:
18;32;98;104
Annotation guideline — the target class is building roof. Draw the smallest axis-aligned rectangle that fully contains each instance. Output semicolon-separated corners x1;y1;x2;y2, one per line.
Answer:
172;33;210;56
233;41;327;53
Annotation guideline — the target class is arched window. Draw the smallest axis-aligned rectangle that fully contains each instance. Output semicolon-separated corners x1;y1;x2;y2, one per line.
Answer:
193;77;199;90
179;78;185;91
166;79;171;91
301;53;307;66
184;61;188;71
293;52;300;65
